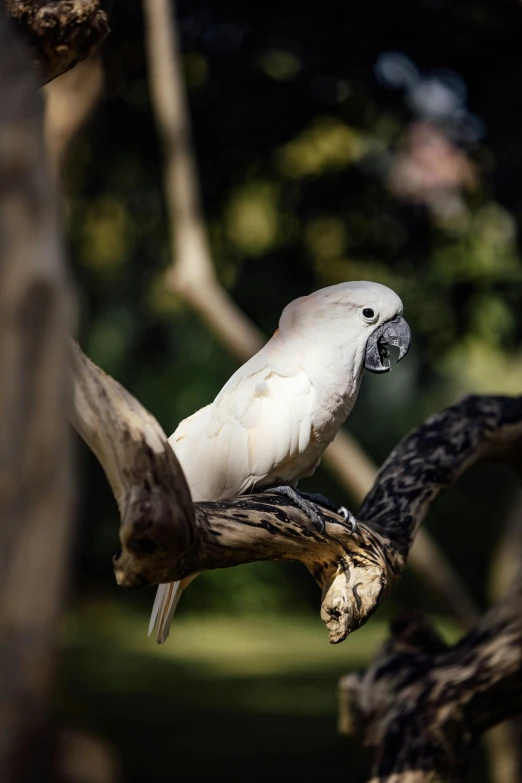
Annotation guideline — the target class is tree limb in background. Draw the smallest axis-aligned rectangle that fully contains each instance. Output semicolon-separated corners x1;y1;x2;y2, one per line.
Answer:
70;336;522;642
0;11;72;781
44;53;104;179
339;586;522;783
141;0;479;630
5;0;109;84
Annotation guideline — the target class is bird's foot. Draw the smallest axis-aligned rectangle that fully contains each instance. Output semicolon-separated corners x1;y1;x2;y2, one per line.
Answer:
262;486;357;534
299;492;358;534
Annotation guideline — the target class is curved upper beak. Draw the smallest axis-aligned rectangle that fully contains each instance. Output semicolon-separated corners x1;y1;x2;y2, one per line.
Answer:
364;315;411;374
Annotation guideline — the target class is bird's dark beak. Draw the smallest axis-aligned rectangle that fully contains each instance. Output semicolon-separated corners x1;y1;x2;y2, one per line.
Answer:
364;315;411;374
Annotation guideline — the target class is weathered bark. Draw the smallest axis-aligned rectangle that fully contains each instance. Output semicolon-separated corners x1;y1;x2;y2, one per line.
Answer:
338;399;522;782
339;591;522;783
70;337;522;643
357;396;522;554
0;10;72;782
70;341;195;563
5;0;109;84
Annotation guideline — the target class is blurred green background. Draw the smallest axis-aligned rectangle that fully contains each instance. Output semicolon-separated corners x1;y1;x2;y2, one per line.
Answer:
59;0;522;780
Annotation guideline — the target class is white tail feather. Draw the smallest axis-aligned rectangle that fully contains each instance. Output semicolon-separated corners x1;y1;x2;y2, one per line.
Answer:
148;583;168;636
148;581;183;644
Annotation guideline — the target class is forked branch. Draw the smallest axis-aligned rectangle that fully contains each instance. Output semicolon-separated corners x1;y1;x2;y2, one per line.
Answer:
70;340;522;643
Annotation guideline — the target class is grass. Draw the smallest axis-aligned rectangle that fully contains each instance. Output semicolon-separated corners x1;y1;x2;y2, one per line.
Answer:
58;604;480;783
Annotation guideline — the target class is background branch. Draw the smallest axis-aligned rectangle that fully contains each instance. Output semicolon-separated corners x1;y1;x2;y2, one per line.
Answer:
141;0;479;631
43;53;104;179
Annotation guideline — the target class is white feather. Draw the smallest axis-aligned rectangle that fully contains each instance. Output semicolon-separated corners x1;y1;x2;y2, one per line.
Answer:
149;281;405;643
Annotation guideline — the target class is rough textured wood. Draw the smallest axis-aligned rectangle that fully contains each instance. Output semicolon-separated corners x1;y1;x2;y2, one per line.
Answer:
70;341;195;562
70;338;522;643
121;493;399;644
337;397;522;782
339;593;522;783
358;395;522;551
5;0;109;84
0;11;72;781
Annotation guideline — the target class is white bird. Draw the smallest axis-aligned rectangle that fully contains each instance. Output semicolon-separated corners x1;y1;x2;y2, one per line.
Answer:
149;280;411;643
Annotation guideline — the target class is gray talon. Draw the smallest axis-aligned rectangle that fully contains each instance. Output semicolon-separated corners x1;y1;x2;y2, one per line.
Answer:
262;485;326;533
261;486;358;535
338;505;358;532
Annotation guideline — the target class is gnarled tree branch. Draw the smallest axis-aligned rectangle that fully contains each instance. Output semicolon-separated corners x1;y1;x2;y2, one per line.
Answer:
339;586;522;783
70;337;522;644
337;399;522;782
6;0;109;84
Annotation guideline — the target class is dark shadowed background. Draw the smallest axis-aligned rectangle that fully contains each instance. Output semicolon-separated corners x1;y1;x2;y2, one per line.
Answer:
58;0;522;780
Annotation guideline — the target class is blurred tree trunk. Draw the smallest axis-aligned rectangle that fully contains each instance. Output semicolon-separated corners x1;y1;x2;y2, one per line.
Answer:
0;10;73;782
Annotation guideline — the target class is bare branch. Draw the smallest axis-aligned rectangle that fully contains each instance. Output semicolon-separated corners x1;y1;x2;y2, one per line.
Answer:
142;0;263;358
70;341;195;555
0;12;72;780
358;396;522;547
339;587;522;783
6;0;109;84
69;334;522;643
338;398;522;781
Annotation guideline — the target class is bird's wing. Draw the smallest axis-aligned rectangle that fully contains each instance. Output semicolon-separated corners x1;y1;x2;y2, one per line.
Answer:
169;359;317;501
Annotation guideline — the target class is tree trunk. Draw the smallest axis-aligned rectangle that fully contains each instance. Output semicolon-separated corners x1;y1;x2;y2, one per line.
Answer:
0;11;73;781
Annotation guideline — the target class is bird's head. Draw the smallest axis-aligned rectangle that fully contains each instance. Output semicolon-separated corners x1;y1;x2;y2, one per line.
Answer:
279;281;411;374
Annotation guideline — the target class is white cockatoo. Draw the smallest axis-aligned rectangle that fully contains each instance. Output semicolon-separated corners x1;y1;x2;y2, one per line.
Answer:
149;280;411;643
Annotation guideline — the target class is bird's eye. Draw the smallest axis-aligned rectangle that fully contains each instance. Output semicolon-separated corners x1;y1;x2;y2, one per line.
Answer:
359;307;377;323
